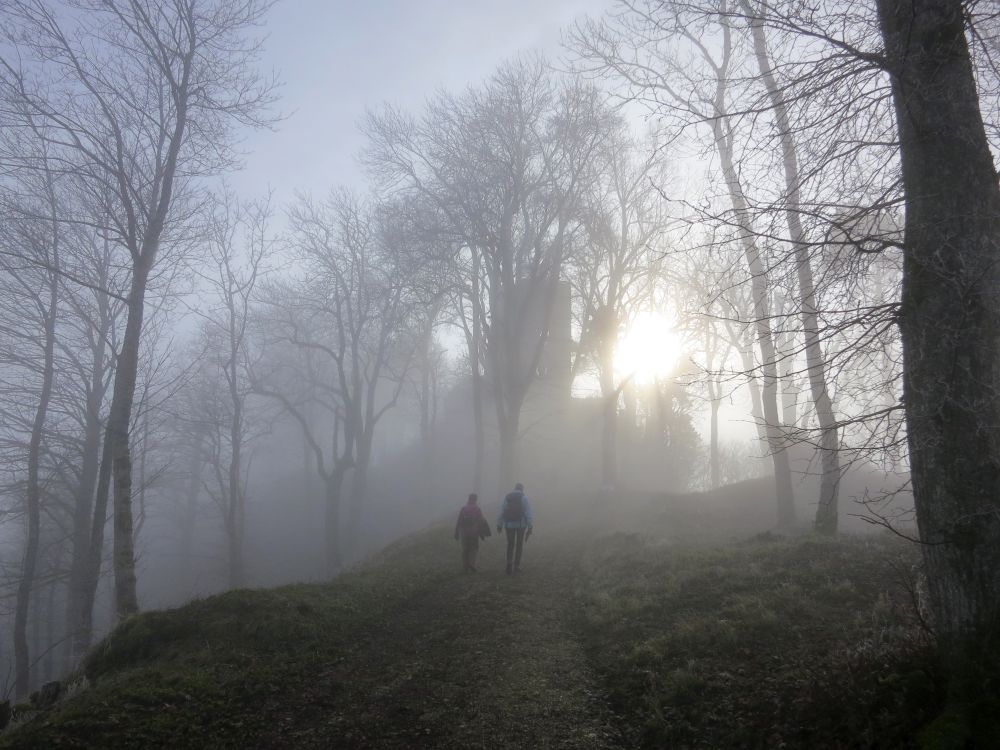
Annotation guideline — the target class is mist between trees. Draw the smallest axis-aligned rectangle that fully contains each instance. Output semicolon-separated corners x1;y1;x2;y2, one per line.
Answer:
0;0;995;718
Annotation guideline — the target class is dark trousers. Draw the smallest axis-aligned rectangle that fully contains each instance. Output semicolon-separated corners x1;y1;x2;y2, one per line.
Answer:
504;527;525;571
461;534;479;571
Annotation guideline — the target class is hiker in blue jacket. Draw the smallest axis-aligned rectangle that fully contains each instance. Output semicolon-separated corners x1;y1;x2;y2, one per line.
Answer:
496;482;533;574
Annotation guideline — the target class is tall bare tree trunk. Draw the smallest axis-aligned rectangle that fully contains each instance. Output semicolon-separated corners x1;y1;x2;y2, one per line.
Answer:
708;378;722;488
64;332;108;670
71;425;112;663
621;380;638;455
108;262;151;619
226;334;245;589
42;577;57;684
599;339;619;489
14;175;60;699
737;334;768;444
744;1;841;533
418;313;436;502
601;391;619;490
180;429;206;597
471;357;485;493
779;342;799;428
718;173;795;524
497;404;522;493
323;474;345;577
14;328;55;697
711;18;794;526
64;234;114;670
878;0;1000;683
347;435;373;556
471;252;486;492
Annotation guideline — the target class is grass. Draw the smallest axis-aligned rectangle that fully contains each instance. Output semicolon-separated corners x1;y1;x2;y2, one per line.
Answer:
0;492;964;749
0;529;458;750
573;532;943;748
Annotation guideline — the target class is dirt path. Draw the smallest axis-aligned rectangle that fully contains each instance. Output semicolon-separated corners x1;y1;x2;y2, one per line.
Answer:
260;531;623;749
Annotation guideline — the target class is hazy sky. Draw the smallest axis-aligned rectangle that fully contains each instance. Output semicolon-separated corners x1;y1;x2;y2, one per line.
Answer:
236;0;614;202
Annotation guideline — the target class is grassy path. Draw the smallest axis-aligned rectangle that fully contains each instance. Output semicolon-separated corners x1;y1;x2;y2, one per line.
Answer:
0;493;945;748
259;528;623;749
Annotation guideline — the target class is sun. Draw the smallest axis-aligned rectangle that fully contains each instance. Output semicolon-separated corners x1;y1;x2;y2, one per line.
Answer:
614;311;684;385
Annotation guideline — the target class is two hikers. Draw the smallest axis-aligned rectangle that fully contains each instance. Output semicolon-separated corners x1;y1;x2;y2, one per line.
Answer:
454;482;534;574
454;493;488;572
496;482;533;575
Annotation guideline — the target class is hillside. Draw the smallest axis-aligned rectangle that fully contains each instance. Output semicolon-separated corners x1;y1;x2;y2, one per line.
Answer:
1;486;948;749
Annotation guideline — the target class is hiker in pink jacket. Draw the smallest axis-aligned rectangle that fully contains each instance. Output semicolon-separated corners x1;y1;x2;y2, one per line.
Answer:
454;493;487;572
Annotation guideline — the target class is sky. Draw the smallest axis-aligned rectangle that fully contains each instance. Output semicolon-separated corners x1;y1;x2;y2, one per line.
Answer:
234;0;614;203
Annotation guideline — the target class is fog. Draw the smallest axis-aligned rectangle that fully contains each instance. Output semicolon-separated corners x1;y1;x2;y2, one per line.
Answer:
0;0;934;708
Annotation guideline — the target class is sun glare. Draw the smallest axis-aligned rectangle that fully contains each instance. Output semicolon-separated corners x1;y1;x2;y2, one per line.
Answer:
615;311;683;385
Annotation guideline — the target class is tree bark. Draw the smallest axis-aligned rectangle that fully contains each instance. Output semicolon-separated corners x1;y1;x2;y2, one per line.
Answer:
13;259;58;700
63;324;109;671
108;261;151;619
347;434;372;555
743;0;841;533
42;577;57;684
601;390;619;490
471;252;486;492
710;18;795;526
737;344;769;444
709;385;722;488
70;423;113;662
179;428;206;597
497;403;522;493
323;474;345;577
878;0;1000;663
471;353;485;493
417;312;436;503
227;322;245;589
598;334;619;489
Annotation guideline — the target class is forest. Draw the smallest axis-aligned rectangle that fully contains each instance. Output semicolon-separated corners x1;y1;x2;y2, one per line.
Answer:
0;0;997;747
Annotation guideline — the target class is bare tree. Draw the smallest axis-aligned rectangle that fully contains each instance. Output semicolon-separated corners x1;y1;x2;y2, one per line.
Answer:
0;0;277;619
672;241;740;489
569;126;666;489
876;0;1000;687
572;2;797;524
58;228;124;667
255;191;420;572
738;0;841;532
0;156;61;699
366;57;616;490
583;0;1000;704
193;189;272;589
